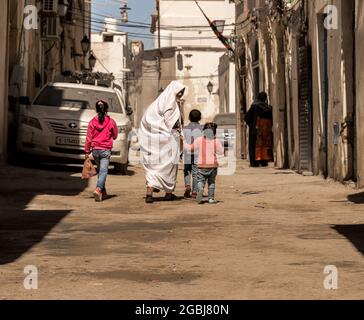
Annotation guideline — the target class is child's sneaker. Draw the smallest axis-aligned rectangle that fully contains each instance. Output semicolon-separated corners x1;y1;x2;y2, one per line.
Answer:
196;189;204;204
93;188;103;202
184;187;192;198
102;189;108;200
191;192;197;199
208;199;218;204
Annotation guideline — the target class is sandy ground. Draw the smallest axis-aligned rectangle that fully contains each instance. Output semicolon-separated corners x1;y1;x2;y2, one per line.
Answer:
0;159;363;300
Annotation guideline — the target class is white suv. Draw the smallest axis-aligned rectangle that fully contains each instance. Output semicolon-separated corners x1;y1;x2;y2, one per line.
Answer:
17;82;132;174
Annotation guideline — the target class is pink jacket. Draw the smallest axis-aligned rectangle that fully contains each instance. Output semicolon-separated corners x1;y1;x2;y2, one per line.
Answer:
184;136;224;168
85;116;118;154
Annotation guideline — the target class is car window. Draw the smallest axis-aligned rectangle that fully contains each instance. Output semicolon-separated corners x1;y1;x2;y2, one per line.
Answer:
33;86;123;113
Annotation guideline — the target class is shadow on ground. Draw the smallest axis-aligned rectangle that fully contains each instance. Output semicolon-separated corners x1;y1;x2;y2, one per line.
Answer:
0;162;88;265
347;192;364;204
332;225;364;256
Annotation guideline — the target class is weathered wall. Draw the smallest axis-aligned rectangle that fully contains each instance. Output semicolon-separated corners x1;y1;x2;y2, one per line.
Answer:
176;47;226;123
356;0;364;187
158;0;235;48
219;53;236;115
133;47;177;127
0;0;10;163
270;23;288;168
308;0;355;182
91;31;129;105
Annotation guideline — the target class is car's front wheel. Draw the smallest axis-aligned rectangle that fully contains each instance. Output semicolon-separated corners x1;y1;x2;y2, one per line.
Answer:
114;163;128;175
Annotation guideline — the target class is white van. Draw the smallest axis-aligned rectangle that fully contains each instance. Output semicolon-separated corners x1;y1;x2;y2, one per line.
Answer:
17;82;132;174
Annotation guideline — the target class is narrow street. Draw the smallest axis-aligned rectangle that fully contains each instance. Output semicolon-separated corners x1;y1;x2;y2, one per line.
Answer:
0;161;363;300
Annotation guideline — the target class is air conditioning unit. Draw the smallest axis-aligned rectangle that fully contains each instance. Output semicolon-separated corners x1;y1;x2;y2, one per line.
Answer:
42;0;58;14
42;17;59;40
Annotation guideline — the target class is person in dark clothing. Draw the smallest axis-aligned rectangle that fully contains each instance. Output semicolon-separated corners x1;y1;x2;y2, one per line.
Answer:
244;92;273;167
183;109;203;198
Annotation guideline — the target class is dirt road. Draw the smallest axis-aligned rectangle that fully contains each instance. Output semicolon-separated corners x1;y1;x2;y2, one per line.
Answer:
0;160;363;299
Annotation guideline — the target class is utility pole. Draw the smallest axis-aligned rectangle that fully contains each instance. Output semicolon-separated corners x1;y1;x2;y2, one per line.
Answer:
156;0;161;91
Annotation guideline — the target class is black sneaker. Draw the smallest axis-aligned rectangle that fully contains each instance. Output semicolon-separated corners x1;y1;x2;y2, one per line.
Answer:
146;194;154;204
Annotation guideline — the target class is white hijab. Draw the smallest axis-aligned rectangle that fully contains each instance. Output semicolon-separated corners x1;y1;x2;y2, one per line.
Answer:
139;81;185;192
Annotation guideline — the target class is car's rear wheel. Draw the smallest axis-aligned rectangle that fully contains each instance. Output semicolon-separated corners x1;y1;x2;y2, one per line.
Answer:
114;163;128;175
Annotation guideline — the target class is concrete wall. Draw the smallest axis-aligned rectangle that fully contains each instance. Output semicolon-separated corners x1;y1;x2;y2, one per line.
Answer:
150;0;235;125
91;31;129;105
0;0;10;163
91;32;129;81
7;0;91;100
219;53;236;114
308;0;355;182
158;0;235;48
132;47;177;127
176;47;226;123
356;0;364;187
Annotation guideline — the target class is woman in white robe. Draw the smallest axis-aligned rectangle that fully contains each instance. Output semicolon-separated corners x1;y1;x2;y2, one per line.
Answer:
139;81;186;203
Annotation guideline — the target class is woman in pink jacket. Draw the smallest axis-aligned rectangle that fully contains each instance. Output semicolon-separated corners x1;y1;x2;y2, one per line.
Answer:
85;100;118;202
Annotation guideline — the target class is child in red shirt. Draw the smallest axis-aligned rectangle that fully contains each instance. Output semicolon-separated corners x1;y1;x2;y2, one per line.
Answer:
184;123;224;204
85;100;118;202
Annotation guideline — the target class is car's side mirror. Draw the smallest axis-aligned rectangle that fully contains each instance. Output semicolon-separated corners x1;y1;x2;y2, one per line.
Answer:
19;96;31;106
126;106;134;116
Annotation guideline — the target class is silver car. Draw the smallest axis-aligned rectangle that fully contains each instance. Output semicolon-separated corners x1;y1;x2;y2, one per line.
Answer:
17;82;132;174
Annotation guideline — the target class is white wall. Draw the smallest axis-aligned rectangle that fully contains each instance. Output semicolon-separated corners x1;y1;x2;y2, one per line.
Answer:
176;48;226;122
91;32;129;82
157;0;235;48
156;0;235;122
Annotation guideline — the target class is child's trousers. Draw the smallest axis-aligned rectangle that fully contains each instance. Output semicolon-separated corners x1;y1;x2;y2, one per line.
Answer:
196;168;218;200
92;150;111;191
184;163;199;193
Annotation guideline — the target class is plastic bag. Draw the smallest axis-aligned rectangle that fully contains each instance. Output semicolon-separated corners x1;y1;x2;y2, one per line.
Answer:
81;158;97;180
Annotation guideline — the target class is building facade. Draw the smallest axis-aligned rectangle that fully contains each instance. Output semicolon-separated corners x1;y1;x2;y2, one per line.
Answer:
91;18;130;108
235;0;364;187
0;0;10;163
148;0;236;124
1;0;91;163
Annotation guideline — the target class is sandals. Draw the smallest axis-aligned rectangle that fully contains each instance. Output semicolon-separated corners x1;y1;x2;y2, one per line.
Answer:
145;194;154;204
145;193;177;203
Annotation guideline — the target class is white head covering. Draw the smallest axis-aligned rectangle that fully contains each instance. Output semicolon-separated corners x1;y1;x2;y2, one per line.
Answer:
141;80;185;133
139;81;185;192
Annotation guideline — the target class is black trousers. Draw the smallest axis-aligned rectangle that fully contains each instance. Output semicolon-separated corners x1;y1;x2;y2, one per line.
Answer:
249;129;258;167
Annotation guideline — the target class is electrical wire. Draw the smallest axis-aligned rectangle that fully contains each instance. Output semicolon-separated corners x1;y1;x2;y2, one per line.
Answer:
69;6;238;30
67;11;235;40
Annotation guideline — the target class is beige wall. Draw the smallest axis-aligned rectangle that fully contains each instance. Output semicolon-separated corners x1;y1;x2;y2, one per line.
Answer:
356;0;364;187
308;0;355;182
0;0;10;163
131;47;177;127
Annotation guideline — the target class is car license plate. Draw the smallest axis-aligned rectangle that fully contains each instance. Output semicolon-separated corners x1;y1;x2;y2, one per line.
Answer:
56;136;84;146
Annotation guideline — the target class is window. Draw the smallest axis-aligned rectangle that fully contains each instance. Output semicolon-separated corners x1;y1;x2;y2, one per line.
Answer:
103;35;114;42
